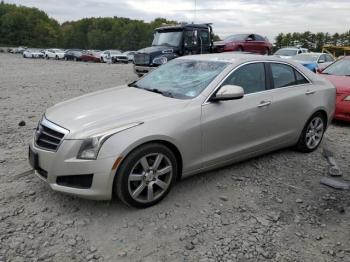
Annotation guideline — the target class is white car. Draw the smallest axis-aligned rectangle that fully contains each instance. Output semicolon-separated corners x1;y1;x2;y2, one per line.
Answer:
45;49;65;60
113;51;137;64
23;49;44;58
100;50;121;63
274;47;309;59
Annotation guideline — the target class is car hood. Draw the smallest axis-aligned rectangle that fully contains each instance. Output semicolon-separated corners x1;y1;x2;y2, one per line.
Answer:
137;45;178;54
321;74;350;93
293;60;317;66
45;86;190;139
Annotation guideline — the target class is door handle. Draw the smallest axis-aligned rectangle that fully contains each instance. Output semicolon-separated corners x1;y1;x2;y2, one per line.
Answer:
258;101;271;108
305;90;316;95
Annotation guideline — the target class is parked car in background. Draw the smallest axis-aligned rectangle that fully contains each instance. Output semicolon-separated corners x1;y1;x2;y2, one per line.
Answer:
100;50;121;63
23;49;44;58
318;56;350;122
113;51;137;63
64;49;84;61
214;34;272;55
45;49;65;60
80;50;102;62
10;46;27;54
274;47;309;59
125;51;137;62
292;53;335;72
29;53;335;208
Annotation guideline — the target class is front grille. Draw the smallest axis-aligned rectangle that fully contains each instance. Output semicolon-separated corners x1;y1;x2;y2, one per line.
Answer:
35;117;68;151
117;56;128;60
133;53;150;65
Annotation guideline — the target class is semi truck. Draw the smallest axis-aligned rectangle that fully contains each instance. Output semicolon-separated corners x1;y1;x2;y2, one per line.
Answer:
133;23;214;77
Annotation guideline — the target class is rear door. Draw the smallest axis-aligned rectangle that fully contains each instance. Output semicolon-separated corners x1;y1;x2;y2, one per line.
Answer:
201;62;277;167
266;62;315;144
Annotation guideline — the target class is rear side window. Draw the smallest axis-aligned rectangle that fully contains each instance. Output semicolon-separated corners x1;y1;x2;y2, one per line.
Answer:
254;34;265;41
222;63;266;94
270;63;309;88
326;55;334;62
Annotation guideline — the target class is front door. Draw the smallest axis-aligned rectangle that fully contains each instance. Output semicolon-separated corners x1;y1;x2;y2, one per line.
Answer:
201;62;277;167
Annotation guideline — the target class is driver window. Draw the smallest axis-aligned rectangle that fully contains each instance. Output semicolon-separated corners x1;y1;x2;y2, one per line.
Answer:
222;63;266;94
184;31;196;47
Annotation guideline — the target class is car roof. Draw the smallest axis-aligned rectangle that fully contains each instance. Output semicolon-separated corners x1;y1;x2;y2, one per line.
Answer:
156;23;210;31
179;53;295;64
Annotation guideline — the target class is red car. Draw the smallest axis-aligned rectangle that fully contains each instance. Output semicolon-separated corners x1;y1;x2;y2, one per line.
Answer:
319;56;350;122
214;33;272;55
80;51;101;62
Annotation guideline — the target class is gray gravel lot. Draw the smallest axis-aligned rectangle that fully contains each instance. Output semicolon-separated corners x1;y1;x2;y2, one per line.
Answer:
0;53;349;262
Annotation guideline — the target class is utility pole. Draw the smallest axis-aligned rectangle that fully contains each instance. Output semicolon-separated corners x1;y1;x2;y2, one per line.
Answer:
194;0;197;23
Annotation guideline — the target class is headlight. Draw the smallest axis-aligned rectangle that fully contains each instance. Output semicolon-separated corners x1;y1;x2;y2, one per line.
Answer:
77;122;143;160
344;95;350;101
162;49;173;54
152;56;168;65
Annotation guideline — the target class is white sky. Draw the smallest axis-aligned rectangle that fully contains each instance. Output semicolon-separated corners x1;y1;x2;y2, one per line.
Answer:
5;0;350;42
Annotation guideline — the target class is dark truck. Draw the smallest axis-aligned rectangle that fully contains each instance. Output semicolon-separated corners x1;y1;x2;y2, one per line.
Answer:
133;23;213;77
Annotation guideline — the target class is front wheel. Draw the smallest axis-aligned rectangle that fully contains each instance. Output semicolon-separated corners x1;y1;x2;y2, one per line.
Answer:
296;112;326;153
115;143;177;208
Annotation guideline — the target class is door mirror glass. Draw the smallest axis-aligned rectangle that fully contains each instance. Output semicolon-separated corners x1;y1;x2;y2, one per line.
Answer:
212;85;244;101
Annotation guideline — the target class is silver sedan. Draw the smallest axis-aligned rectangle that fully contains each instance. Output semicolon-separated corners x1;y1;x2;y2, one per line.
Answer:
29;53;336;208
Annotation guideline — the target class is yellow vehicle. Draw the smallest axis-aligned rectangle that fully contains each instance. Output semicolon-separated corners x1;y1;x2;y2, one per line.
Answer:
322;45;350;57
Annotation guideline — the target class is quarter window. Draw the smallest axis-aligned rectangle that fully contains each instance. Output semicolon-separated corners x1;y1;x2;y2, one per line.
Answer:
270;63;309;88
326;55;334;62
222;63;266;94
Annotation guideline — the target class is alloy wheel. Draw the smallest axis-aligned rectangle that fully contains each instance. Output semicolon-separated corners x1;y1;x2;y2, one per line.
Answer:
305;116;324;149
127;153;173;204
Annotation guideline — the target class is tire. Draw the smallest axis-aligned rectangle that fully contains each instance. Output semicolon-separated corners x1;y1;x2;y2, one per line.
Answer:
264;48;270;55
23;54;25;58
115;143;178;208
295;112;326;153
46;55;49;60
237;46;243;52
55;55;58;60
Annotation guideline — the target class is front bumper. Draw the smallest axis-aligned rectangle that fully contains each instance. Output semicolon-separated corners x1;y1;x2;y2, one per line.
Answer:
29;138;117;200
133;65;156;76
334;99;350;122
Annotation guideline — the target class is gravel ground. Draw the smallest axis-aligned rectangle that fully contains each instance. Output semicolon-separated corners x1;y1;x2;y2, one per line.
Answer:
0;53;349;262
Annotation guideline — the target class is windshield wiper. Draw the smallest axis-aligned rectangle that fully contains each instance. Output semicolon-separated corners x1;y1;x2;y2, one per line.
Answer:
144;88;174;98
128;81;141;88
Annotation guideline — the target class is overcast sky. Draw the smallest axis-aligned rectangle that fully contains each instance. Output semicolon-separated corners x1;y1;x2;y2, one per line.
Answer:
6;0;350;41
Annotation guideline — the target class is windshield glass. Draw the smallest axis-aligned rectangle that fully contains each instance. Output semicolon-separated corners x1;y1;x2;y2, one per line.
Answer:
274;49;298;56
293;54;318;62
135;59;228;99
224;34;248;41
152;31;182;47
323;59;350;76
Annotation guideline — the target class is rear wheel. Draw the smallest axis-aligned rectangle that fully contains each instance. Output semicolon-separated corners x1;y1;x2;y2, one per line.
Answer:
296;112;326;153
115;143;177;208
55;55;59;60
264;48;270;55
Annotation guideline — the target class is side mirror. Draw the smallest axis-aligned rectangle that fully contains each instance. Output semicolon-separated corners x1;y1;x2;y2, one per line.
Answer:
211;85;244;101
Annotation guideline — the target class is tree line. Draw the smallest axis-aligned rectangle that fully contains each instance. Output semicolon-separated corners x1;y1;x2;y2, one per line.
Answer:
1;2;350;52
0;2;176;50
274;31;350;52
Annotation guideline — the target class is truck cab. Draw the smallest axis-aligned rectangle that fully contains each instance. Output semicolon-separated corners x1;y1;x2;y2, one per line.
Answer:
134;23;213;77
